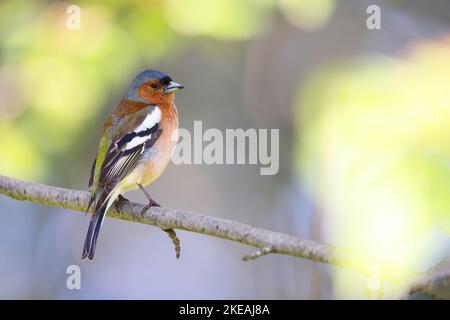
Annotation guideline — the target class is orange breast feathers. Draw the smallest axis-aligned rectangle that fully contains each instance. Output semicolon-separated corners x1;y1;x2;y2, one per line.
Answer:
139;102;179;185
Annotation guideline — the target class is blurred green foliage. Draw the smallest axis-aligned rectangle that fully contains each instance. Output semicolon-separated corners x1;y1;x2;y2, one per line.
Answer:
0;0;336;181
295;37;450;296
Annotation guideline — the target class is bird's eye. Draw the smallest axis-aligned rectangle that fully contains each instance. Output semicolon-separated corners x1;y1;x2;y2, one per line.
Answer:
150;83;159;89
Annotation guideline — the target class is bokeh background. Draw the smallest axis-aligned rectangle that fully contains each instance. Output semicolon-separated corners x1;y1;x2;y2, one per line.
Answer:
0;0;449;299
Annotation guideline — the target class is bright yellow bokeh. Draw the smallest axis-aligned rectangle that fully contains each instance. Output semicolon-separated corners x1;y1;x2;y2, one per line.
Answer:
0;124;45;180
296;38;450;298
279;0;335;30
163;0;274;40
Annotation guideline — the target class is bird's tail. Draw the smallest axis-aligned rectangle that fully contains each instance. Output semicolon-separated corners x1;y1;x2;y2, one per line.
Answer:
82;203;108;260
82;187;114;260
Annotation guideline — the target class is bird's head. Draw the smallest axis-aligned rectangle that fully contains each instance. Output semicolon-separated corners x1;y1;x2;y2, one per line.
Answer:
126;70;184;104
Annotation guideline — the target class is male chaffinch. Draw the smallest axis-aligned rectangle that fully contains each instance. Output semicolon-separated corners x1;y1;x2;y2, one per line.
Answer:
82;70;183;260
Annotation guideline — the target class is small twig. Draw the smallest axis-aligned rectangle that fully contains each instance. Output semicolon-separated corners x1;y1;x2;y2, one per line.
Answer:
242;246;273;261
163;228;181;259
402;256;450;300
137;183;179;259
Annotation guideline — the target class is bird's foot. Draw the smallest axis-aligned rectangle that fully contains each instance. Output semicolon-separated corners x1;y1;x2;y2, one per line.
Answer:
114;194;130;211
136;183;180;259
137;183;161;216
140;198;161;216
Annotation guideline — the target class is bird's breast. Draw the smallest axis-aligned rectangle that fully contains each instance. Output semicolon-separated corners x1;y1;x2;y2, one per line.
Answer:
138;103;178;186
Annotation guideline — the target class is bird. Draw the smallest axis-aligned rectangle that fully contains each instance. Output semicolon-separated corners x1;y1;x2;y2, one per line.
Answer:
82;69;184;260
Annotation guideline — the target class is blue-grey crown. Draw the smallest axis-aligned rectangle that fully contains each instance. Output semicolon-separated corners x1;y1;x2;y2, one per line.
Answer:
126;70;172;102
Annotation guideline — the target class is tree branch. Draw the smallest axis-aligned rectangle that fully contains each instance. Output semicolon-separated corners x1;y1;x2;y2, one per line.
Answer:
403;257;450;300
0;174;418;283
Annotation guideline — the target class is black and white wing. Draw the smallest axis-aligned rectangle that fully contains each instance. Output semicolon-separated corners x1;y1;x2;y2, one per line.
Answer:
99;105;162;189
83;104;162;259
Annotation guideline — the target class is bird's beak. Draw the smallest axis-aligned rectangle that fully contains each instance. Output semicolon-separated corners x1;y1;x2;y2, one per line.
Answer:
164;81;184;93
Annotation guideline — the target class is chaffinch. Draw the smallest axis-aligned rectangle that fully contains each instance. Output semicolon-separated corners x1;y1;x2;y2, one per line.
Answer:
82;70;183;260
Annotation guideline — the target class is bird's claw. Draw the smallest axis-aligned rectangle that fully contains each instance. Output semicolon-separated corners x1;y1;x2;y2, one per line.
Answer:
118;194;130;203
114;194;130;211
140;199;160;217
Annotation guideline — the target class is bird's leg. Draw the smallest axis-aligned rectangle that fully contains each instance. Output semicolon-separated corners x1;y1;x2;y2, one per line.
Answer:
137;183;181;259
114;194;130;211
137;183;160;209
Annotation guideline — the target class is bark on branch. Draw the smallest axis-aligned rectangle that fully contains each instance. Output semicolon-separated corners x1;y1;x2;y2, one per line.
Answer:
2;174;446;297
